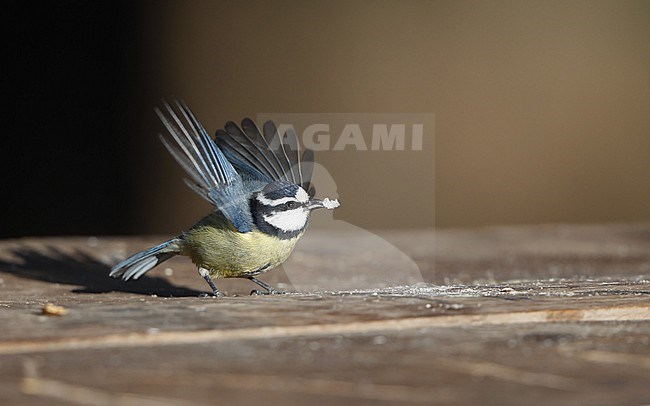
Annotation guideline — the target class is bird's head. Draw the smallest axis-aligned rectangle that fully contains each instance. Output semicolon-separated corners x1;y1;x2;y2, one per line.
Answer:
252;181;339;239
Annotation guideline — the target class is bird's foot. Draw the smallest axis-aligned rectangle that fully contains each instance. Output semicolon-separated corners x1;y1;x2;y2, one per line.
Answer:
198;268;223;298
247;276;286;295
199;292;223;298
250;288;286;296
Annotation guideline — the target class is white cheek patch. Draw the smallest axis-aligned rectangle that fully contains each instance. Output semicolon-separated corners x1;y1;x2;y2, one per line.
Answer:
263;208;309;232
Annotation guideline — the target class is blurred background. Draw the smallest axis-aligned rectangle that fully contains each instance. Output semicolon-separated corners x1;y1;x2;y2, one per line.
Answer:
5;0;649;238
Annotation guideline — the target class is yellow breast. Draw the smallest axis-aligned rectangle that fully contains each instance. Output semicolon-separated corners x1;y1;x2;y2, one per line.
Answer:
181;212;302;278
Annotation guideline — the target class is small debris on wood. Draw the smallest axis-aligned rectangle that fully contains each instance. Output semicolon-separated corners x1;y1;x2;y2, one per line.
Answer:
41;303;67;316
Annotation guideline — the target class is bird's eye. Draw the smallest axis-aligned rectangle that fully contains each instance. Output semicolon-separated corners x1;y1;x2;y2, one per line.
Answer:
286;201;298;209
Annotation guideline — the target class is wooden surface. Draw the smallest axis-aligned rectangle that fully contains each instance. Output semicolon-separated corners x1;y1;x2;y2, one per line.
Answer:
0;223;649;405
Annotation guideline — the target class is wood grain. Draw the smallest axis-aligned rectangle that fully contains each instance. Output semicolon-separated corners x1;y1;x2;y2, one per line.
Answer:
1;223;649;405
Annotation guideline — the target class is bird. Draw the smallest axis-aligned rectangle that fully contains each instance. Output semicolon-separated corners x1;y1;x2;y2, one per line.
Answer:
109;101;339;296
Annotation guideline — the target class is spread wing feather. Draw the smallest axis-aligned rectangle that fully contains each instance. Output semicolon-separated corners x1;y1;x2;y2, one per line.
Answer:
216;119;315;195
157;101;253;233
300;148;315;196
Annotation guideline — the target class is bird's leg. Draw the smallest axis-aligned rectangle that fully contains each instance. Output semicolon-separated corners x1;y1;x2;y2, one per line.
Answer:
248;276;285;295
198;268;223;297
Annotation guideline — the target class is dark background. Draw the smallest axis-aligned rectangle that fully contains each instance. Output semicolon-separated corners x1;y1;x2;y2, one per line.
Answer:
6;2;143;237
4;1;650;238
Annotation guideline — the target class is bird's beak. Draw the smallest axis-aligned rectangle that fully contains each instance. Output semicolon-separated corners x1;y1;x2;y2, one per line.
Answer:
308;197;340;211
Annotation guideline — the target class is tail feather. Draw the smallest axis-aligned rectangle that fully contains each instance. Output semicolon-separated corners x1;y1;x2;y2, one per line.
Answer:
110;238;181;281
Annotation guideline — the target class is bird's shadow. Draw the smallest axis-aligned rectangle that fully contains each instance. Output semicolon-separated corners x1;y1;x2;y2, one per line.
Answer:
0;245;204;297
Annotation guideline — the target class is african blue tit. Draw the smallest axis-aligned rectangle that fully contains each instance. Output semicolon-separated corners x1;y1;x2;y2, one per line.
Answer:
109;101;339;296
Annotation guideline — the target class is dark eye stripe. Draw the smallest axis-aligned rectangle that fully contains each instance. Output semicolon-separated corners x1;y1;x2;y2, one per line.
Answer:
283;201;302;210
264;200;304;211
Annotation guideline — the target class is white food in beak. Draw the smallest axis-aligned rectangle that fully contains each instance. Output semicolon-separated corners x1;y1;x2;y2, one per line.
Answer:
322;198;340;210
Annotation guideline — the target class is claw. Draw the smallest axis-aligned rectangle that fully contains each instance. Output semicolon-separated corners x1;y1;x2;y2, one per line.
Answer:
199;292;222;298
250;288;285;296
247;276;285;295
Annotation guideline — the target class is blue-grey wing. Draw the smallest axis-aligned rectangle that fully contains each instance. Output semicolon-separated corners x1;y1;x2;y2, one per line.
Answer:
215;118;315;196
157;101;254;233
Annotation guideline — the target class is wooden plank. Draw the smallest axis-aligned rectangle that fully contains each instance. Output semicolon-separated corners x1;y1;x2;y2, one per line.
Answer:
0;224;649;405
